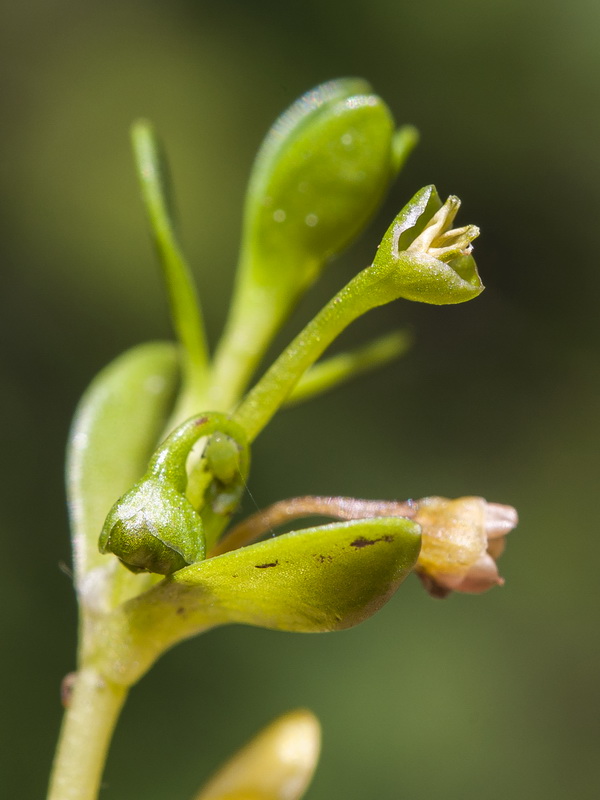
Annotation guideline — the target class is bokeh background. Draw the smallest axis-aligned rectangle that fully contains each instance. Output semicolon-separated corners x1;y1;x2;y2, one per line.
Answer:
1;1;599;798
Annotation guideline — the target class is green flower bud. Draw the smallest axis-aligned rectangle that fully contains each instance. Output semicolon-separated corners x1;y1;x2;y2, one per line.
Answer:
204;432;242;485
372;184;483;305
99;478;205;575
99;413;250;575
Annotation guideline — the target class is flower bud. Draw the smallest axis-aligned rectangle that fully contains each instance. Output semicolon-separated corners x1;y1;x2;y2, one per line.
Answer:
413;496;518;597
98;413;249;575
204;432;242;485
372;185;484;305
99;478;205;575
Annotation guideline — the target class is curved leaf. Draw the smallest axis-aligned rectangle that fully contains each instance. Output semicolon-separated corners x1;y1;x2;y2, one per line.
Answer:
96;517;420;685
67;342;179;603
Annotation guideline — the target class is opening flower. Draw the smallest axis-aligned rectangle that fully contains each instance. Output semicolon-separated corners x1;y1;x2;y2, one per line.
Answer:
372;186;484;305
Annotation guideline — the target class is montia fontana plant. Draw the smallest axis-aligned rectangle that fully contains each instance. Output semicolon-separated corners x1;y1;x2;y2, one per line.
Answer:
47;78;518;800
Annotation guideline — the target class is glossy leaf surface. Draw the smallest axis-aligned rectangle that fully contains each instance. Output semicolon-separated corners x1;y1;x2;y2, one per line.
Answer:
98;517;420;684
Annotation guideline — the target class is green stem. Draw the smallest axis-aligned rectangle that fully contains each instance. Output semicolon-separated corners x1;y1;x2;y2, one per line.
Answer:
232;261;400;441
47;667;128;800
208;267;292;412
285;329;411;406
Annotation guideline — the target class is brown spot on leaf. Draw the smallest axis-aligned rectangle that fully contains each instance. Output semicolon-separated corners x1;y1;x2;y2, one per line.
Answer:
194;416;209;426
255;561;279;569
314;553;333;563
61;672;77;708
176;607;185;615
350;535;395;548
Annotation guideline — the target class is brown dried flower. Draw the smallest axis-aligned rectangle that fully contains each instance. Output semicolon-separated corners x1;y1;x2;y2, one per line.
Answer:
413;496;518;598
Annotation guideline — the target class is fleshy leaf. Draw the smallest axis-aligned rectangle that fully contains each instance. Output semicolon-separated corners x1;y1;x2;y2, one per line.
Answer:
95;517;420;685
208;79;413;410
195;710;320;800
244;91;396;289
67;343;179;602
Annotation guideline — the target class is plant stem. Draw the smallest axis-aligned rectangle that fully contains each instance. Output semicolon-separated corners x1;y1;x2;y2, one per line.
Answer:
208;275;289;412
47;667;128;800
232;261;398;441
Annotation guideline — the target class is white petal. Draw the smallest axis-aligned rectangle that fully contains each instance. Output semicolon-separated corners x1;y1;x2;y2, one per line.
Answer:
484;503;518;539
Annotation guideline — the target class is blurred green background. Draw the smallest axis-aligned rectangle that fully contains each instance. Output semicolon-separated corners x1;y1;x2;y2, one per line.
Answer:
1;0;599;798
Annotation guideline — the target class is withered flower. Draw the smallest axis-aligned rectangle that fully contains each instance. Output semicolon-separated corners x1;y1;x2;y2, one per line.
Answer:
413;496;518;598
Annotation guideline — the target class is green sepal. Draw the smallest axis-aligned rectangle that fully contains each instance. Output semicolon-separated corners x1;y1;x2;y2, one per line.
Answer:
66;343;180;601
95;517;421;686
390;184;443;252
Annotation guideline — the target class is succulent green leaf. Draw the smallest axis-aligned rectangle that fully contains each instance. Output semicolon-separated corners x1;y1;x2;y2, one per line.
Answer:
249;78;372;198
391;124;420;175
208;80;416;411
96;517;420;685
67;343;179;592
244;90;397;291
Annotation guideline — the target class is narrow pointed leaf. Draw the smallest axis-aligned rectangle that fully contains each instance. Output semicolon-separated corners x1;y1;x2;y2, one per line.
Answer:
131;121;208;415
286;329;412;406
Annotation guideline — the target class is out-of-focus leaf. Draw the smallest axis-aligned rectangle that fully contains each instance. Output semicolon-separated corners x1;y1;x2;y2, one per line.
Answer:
208;79;414;411
286;329;412;406
66;342;179;602
195;710;320;800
